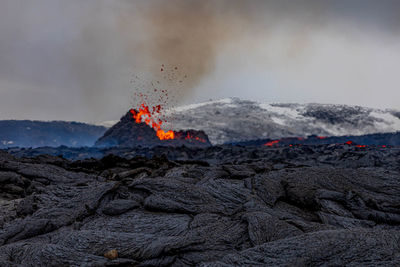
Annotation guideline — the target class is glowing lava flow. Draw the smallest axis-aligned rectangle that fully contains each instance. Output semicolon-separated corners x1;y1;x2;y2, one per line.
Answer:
130;104;175;140
185;132;206;143
264;140;280;147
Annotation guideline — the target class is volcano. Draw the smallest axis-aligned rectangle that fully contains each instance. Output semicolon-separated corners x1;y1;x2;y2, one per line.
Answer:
95;110;211;147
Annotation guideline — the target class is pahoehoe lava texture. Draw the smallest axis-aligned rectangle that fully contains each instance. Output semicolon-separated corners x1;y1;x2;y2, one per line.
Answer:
0;145;400;266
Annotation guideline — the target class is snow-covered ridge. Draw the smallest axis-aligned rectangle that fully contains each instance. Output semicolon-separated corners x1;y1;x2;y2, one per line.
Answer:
161;98;400;144
172;98;236;113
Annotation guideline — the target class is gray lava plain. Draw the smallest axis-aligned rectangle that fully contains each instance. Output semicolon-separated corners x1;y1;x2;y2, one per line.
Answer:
0;144;400;266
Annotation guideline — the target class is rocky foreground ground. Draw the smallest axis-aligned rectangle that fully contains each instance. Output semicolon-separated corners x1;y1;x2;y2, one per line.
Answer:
0;145;400;266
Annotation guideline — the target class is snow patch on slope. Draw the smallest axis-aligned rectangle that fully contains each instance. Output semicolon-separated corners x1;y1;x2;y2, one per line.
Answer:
162;98;400;144
173;98;235;113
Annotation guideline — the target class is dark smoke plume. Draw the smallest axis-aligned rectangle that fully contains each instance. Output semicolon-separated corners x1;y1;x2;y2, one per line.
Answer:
124;0;250;101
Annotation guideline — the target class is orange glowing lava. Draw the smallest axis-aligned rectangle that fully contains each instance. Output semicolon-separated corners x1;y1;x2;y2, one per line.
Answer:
185;133;206;143
264;140;280;147
130;104;175;140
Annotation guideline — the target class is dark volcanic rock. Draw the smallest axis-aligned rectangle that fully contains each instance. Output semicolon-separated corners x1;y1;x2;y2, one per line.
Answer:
101;199;140;216
95;111;211;148
0;145;400;266
233;131;400;147
202;229;400;266
95;111;160;147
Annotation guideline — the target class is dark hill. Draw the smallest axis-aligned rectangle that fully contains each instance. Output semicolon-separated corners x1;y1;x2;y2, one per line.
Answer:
0;120;107;148
95;111;211;147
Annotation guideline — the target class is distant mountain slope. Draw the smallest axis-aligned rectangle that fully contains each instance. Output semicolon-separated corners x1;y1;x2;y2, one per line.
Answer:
160;98;400;144
0;120;107;148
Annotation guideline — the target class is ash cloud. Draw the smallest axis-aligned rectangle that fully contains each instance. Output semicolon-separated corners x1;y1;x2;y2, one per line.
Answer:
134;0;248;97
0;0;400;123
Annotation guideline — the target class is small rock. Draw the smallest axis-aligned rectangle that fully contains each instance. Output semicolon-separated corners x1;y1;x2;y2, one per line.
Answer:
16;195;37;216
104;249;118;260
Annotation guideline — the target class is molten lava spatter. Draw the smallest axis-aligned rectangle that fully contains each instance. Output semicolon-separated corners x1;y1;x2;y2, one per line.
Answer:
130;104;175;140
129;65;192;141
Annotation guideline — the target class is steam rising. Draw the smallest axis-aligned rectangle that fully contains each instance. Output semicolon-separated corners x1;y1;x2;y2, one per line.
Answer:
1;0;400;123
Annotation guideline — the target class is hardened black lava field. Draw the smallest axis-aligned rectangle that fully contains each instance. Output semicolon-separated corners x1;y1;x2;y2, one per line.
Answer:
0;144;400;266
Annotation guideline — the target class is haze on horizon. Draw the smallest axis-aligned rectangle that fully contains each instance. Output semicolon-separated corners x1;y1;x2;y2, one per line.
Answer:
1;0;400;124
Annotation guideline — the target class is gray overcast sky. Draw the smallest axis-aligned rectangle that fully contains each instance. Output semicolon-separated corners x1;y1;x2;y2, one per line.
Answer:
1;0;400;124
